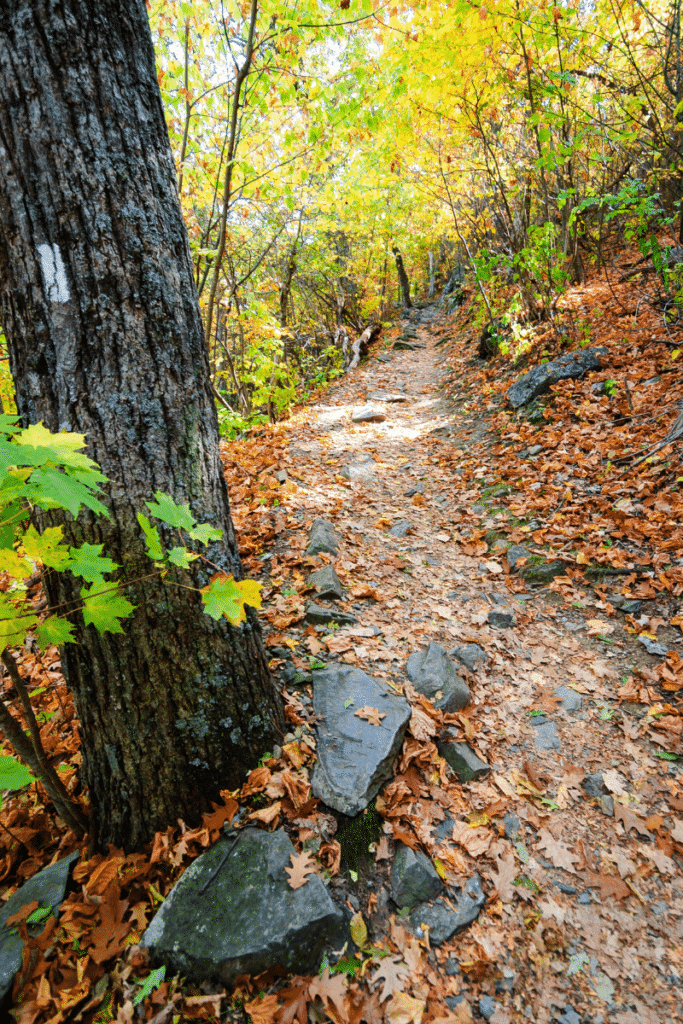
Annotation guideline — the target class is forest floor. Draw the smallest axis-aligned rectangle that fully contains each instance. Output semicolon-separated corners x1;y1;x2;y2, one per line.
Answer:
4;258;683;1024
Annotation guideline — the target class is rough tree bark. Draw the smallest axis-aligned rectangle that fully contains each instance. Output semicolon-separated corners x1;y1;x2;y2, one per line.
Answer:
392;246;412;308
0;0;285;852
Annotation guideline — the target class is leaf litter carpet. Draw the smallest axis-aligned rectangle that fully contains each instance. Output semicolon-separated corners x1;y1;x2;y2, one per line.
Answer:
3;305;683;1024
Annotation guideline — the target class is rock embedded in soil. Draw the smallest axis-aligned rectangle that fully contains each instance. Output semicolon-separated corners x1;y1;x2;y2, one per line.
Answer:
0;851;79;1003
340;460;377;483
582;772;609;799
393;340;424;351
410;875;486;945
350;405;386;423
368;391;409;403
506;346;608;408
389;519;414;537
437;741;490;782
556;686;583;712
532;720;561;751
306;565;344;601
141;827;342;985
305;518;342;557
390;843;443;909
311;665;411;816
450;643;486;672
304;601;358;626
519;559;567;584
487;601;517;628
506;545;531;570
405;642;471;713
478;996;503;1022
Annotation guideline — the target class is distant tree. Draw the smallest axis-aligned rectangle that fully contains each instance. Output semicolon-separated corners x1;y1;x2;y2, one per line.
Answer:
0;0;285;852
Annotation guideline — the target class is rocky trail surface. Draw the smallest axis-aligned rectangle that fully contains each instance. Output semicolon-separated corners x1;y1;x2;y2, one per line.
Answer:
226;302;683;1024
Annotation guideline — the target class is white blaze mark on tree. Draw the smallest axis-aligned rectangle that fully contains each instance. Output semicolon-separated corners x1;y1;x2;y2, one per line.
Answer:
37;243;70;302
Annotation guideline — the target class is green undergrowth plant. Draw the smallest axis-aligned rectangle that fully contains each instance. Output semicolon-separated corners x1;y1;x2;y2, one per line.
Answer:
0;417;262;837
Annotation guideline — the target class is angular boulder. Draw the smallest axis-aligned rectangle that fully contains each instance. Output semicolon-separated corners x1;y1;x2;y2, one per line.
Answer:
0;851;79;1002
410;875;486;945
307;566;344;601
437;742;490;783
351;406;386;423
142;828;342;985
305;519;342;558
506;347;608;408
405;642;471;713
450;643;486;672
304;601;358;626
391;843;443;909
340;460;377;483
311;666;411;816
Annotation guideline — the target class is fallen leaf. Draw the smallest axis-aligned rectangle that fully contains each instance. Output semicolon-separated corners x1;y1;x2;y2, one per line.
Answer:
285;850;316;890
244;994;280;1024
583;870;631;900
385;992;425;1024
613;802;653;839
536;830;580;873
489;851;517;902
355;705;386;727
371;957;410;1002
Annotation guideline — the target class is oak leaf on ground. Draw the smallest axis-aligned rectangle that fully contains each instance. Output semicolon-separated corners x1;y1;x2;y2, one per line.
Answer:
285;850;316;890
355;706;386;726
371;956;410;1002
536;830;580;873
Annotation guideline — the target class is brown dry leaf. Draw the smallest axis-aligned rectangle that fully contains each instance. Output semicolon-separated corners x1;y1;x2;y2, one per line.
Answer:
614;1000;661;1024
409;706;437;740
670;817;683;841
585;619;615;634
276;981;309;1024
241;766;271;797
371;956;410;1002
85;856;124;897
613;802;653;839
536;830;579;873
244;994;280;1024
285;850;317;890
583;870;631;900
601;769;627;796
89;884;131;964
385;992;425;1024
248;801;281;825
489;851;517;903
450;820;492;857
637;843;677;875
307;969;348;1020
375;835;392;861
355;705;386;727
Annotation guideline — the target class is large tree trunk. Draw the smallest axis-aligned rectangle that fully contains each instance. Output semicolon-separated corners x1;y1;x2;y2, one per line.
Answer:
392;246;412;308
0;0;285;852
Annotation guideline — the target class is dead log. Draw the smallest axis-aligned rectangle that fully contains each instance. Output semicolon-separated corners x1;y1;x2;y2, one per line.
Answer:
347;323;382;370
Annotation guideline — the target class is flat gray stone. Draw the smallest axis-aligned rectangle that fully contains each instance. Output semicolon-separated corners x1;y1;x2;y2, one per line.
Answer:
437;742;490;782
506;545;531;571
410;875;485;945
0;851;78;1001
142;828;342;984
392;340;424;351
519;560;567;583
368;392;408;403
389;520;414;538
487;605;516;628
506;347;608;408
391;844;443;909
340;461;376;483
305;519;342;558
556;686;582;712
533;721;561;751
583;773;608;799
450;644;486;672
405;642;471;713
304;601;357;626
307;566;343;601
351;406;386;423
599;795;615;817
638;635;670;657
311;666;411;816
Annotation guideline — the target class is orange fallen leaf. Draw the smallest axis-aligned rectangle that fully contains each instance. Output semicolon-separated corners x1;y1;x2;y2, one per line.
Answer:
355;705;386;726
285;849;317;890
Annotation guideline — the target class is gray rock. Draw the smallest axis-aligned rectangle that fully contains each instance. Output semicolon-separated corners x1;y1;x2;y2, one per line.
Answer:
306;519;342;557
390;843;443;909
599;795;614;817
479;995;502;1021
378;353;393;363
533;721;561;751
305;601;357;626
638;635;670;657
527;445;543;456
410;875;486;945
368;392;409;403
519;560;567;584
557;1008;582;1024
393;340;424;351
556;882;577;895
389;520;414;538
445;957;460;976
608;596;642;615
578;892;591;905
311;666;411;816
556;686;583;712
340;460;377;483
506;347;608;408
142;828;342;985
487;604;516;628
434;816;454;843
404;484;424;497
496;969;516;994
276;470;288;484
405;642;471;713
503;812;520;839
506;544;531;570
450;643;486;672
437;742;490;782
307;565;344;601
351;406;386;423
0;851;79;1001
583;773;608;799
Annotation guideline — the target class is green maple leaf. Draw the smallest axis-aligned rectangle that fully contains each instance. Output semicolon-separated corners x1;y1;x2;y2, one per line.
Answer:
137;513;164;561
201;574;262;625
21;525;71;570
0;592;38;649
146;492;195;531
29;467;108;517
0;754;36;790
167;546;198;568
133;965;166;1007
0;547;32;578
189;522;223;545
14;423;96;472
81;581;135;635
36;617;77;649
69;543;119;585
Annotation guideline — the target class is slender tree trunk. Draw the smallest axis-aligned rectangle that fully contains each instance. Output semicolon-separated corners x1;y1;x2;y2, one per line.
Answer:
428;252;435;298
392;246;412;308
0;0;285;852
